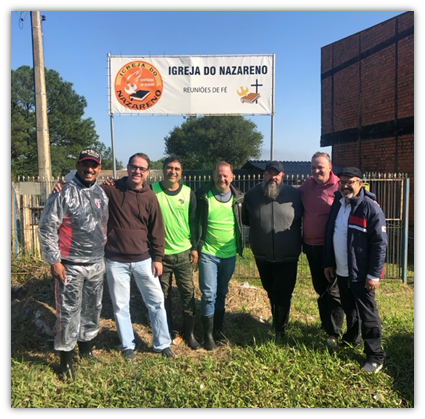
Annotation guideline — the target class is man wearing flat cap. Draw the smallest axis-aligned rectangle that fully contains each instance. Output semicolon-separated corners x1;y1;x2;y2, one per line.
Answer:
323;167;387;373
242;160;303;341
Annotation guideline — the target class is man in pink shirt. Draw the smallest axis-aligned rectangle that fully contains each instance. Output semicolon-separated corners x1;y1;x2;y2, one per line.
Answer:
299;152;345;348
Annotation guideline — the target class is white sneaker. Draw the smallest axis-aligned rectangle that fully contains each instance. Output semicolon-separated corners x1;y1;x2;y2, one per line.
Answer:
362;361;383;373
326;336;338;349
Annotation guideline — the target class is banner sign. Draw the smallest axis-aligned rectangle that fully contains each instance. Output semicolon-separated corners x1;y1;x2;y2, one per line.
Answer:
108;54;274;116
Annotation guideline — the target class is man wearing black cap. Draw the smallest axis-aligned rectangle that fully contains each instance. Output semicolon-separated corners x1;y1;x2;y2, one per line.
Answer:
242;160;303;341
38;148;109;380
324;167;387;373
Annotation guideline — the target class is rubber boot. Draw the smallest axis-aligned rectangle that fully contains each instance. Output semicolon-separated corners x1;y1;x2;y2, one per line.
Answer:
78;341;100;362
201;315;216;351
269;299;275;327
59;350;75;380
274;304;290;343
164;293;176;339
183;312;201;350
213;309;227;344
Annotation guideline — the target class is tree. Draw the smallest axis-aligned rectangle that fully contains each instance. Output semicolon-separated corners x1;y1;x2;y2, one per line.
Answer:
11;66;122;178
149;157;166;170
164;116;263;170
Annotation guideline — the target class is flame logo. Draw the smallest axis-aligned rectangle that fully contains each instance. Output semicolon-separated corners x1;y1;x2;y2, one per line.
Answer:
124;83;137;94
237;86;249;96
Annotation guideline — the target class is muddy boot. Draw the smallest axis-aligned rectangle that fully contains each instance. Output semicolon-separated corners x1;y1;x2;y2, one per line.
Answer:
274;304;290;343
213;309;227;344
202;315;216;351
59;350;75;380
78;341;101;362
164;293;174;337
183;312;200;350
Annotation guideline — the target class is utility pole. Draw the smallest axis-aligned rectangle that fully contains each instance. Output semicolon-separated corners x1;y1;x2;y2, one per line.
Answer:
31;11;51;181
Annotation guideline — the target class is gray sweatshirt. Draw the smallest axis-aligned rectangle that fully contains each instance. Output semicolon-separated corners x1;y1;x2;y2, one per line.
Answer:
242;183;303;263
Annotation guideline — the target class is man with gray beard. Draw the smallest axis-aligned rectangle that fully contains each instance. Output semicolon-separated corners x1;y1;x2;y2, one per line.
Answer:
242;161;303;341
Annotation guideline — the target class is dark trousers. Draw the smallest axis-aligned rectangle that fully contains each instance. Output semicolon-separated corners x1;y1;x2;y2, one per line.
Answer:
303;243;344;337
337;275;386;364
255;259;298;332
159;249;196;333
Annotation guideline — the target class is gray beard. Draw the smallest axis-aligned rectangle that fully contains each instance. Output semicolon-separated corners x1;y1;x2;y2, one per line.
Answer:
262;180;282;200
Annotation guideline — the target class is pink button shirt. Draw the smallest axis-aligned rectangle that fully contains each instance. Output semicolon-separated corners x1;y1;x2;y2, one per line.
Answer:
299;172;339;246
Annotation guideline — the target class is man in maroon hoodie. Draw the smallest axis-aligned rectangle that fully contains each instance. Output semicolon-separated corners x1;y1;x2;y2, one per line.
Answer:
102;153;174;360
299;152;344;348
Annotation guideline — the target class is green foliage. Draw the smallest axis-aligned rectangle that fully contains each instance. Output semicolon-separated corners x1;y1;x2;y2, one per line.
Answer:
164;115;263;169
11;66;122;178
149;157;166;170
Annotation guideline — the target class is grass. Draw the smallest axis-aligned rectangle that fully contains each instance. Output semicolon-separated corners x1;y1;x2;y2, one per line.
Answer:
11;256;414;408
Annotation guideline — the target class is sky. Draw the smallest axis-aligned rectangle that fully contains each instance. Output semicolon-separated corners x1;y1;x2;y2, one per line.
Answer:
9;5;412;168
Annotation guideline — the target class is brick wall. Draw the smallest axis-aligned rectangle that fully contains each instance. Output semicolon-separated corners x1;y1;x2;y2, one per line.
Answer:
321;11;414;254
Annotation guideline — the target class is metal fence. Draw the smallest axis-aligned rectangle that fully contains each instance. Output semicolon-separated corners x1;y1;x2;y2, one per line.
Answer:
11;172;409;281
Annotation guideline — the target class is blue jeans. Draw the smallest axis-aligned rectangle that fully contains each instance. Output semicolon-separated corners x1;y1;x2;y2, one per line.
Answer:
198;252;236;317
105;259;171;352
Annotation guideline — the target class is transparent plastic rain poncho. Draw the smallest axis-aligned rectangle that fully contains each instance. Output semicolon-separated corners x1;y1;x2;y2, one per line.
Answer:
38;176;109;266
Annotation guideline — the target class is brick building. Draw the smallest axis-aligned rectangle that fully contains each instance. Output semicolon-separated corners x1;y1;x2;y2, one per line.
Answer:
320;11;414;252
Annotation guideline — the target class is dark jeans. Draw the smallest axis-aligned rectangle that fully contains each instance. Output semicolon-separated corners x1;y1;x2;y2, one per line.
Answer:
255;259;298;331
303;243;344;337
337;275;386;364
159;249;196;332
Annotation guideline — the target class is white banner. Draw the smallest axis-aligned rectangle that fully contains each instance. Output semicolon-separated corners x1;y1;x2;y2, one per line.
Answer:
108;54;274;116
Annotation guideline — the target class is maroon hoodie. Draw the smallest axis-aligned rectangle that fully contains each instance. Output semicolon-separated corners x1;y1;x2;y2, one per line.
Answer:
102;177;165;263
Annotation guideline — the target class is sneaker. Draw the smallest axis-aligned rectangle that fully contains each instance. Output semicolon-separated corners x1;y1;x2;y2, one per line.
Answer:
362;361;383;373
326;336;338;349
161;347;175;358
122;349;135;361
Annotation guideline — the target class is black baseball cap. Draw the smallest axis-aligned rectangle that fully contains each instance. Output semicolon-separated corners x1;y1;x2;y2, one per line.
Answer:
337;167;362;178
265;160;284;173
78;148;101;164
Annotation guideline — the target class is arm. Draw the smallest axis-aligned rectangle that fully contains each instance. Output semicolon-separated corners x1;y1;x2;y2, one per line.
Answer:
38;193;67;282
322;200;339;278
324;267;336;283
147;194;165;264
241;199;250;226
366;204;388;282
188;190;198;251
195;192;206;253
52;180;66;194
152;261;163;278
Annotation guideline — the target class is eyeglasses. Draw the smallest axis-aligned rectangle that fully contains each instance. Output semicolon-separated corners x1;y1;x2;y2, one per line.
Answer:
338;179;360;186
129;164;149;173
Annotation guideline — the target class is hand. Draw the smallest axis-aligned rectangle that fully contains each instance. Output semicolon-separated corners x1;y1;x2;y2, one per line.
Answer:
51;262;66;283
52;180;66;194
365;278;379;291
102;177;115;186
324;267;336;283
190;250;198;266
152;261;163;277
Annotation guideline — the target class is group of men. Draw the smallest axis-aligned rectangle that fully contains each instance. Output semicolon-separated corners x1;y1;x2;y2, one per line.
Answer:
38;148;387;380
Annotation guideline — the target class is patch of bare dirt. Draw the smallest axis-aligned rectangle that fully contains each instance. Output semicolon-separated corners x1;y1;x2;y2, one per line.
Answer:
11;268;273;361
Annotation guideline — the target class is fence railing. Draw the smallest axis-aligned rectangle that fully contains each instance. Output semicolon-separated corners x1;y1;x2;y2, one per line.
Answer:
11;172;409;281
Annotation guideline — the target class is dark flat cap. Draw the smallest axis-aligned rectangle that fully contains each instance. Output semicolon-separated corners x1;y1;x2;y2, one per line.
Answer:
265;160;284;173
337;167;362;178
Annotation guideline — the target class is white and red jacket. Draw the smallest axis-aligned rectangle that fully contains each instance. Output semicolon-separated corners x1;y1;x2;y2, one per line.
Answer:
38;175;109;266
